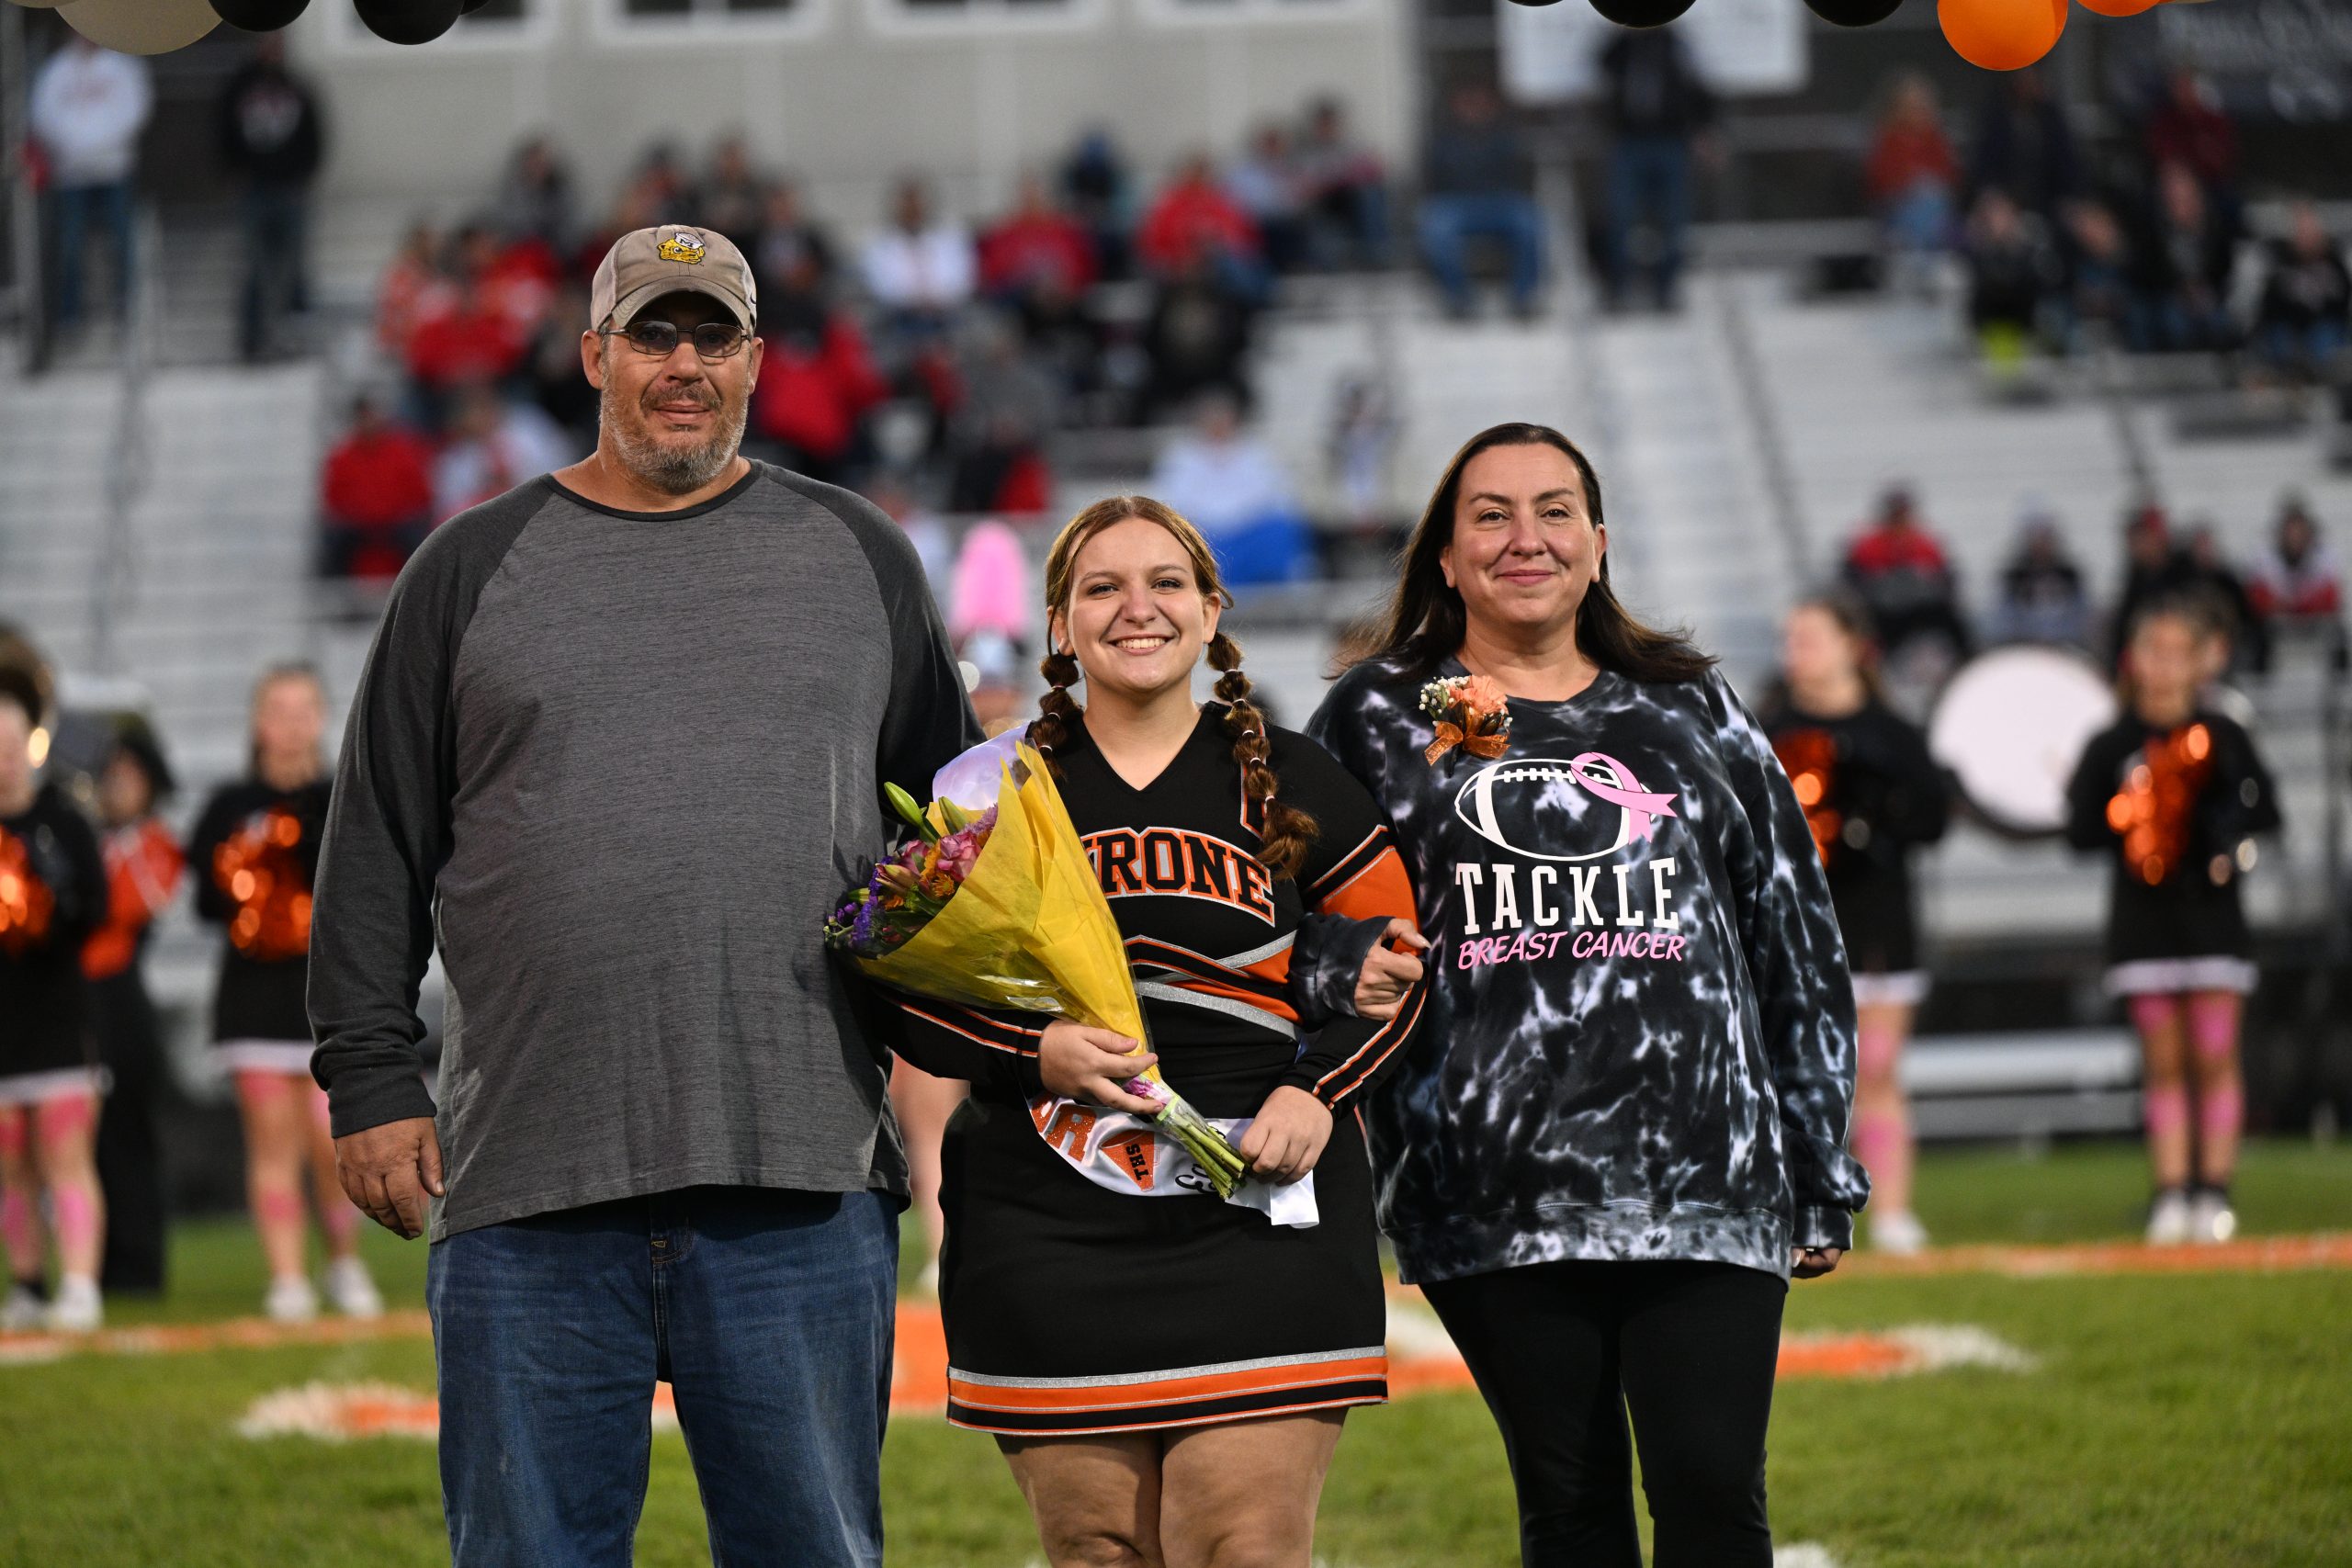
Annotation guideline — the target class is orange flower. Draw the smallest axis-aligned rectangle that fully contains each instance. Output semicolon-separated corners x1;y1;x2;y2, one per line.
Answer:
1457;674;1509;720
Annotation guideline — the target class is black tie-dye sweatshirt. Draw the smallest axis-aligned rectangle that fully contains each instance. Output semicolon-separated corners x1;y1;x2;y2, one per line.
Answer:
1306;657;1869;1284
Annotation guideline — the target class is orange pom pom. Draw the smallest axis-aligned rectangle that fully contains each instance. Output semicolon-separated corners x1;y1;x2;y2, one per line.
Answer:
1939;0;2068;70
2075;0;2156;15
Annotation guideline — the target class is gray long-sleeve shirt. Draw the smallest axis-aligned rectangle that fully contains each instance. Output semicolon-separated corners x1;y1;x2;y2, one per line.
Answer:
308;463;980;1241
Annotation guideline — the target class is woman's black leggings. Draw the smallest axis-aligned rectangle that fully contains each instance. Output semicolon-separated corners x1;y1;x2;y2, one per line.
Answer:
1419;1259;1787;1568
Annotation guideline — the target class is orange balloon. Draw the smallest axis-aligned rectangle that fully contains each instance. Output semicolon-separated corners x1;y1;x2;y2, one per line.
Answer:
2076;0;2157;15
1939;0;2068;71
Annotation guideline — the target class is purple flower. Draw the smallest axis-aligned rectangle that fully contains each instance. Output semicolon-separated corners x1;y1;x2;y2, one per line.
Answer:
851;896;879;949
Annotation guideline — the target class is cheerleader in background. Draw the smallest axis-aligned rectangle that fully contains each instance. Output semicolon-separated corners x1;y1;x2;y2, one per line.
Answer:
84;718;185;1295
2067;597;2282;1246
189;665;380;1323
1763;592;1951;1255
0;668;110;1332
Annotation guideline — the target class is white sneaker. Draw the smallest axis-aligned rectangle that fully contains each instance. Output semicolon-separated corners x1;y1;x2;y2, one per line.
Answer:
1;1284;46;1333
2188;1190;2238;1246
2145;1189;2193;1246
322;1257;383;1320
264;1274;320;1325
1870;1209;1930;1257
47;1276;102;1334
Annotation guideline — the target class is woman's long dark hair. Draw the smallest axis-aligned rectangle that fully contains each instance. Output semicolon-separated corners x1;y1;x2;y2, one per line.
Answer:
1343;423;1715;682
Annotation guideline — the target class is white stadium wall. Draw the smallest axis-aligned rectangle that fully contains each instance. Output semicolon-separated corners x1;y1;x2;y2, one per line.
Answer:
284;0;1417;231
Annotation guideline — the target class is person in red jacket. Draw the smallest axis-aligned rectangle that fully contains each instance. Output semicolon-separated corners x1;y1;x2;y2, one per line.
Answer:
1867;73;1959;264
750;253;889;485
403;281;526;430
1137;154;1267;303
978;174;1098;302
319;396;435;582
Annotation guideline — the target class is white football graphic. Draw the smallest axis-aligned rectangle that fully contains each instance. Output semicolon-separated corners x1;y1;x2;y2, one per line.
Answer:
1453;757;1643;863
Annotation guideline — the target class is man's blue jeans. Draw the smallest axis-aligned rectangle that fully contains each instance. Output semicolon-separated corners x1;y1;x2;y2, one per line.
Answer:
51;180;135;328
1605;135;1693;305
1419;193;1545;313
428;1186;899;1568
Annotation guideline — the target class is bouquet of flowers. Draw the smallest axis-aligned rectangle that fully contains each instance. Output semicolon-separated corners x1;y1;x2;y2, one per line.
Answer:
1420;673;1512;766
826;739;1250;1197
0;826;55;957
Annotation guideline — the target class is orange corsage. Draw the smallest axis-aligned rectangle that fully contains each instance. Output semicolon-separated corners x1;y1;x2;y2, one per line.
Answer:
1420;674;1512;766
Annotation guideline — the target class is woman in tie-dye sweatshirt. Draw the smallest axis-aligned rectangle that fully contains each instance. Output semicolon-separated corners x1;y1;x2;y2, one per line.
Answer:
1306;423;1868;1568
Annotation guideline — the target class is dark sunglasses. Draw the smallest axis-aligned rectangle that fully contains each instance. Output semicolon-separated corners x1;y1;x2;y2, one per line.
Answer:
600;320;751;359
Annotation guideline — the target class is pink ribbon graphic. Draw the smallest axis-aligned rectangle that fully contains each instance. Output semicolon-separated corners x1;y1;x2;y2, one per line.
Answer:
1567;752;1679;842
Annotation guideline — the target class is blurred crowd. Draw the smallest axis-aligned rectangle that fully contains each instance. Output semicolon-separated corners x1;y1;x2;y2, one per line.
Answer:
1865;66;2349;378
1838;482;2346;686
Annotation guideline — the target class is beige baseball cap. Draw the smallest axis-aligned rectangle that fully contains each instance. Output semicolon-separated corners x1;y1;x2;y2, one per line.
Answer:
589;224;758;333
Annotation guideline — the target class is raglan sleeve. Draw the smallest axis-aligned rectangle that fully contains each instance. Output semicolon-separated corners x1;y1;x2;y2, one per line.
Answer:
308;534;472;1138
1274;731;1425;1111
1291;664;1412;1029
1712;674;1871;1252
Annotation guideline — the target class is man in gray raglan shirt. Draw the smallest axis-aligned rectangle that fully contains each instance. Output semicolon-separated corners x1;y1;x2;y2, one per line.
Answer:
309;224;978;1567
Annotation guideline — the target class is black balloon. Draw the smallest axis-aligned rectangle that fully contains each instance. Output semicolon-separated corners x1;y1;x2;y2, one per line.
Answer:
1588;0;1698;25
210;0;311;28
459;0;491;11
353;0;460;43
1804;0;1904;24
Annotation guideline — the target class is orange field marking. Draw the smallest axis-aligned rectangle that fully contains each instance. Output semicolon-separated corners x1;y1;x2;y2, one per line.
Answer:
1838;1232;2352;1279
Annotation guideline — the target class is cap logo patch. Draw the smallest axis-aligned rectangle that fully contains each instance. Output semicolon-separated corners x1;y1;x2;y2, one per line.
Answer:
657;231;707;265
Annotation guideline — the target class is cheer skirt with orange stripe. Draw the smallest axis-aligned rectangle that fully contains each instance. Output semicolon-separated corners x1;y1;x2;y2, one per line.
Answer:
935;1089;1391;1437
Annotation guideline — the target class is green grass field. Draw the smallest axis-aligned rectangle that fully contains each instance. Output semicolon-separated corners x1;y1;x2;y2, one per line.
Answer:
4;1139;2349;1567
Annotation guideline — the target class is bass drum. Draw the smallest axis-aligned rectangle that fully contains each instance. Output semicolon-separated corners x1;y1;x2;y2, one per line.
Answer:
1926;644;2117;839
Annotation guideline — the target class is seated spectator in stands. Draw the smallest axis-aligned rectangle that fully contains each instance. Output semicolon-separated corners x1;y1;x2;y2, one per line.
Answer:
1294;97;1391;271
1599;27;1716;313
947;315;1057;517
1150;395;1316;587
375;220;450;357
2143;67;2238;204
978;174;1099;303
1060;127;1135;281
862;176;978;347
753;178;835;294
2056;199;2143;351
751;250;890;487
868;473;954;592
1868;73;1959;267
1841;484;1973;666
1225;124;1309;276
700;134;772;246
1969;69;2079;220
2109;502;2195;667
1328;373;1399;530
402;280;526;432
1988;502;2093;649
493;137;574;254
451;222;558;343
2248;497;2347;665
1964;188;2061;360
319;396;434;582
2134;163;2241;354
1141;255;1254;421
630;140;696;220
1419;81;1544;319
526;280;601;453
432;385;573;523
2252;202;2349;381
572;173;665;285
1138;153;1267;304
2180;522;2266;672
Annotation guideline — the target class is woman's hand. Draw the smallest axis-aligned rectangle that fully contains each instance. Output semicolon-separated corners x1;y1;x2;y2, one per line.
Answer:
1792;1246;1843;1280
1038;1021;1163;1115
1238;1087;1332;1184
1354;919;1430;1021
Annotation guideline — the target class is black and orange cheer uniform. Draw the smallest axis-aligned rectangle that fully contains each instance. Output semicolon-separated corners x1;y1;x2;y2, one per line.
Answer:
0;783;107;1100
1760;695;1951;1009
2064;709;2282;996
876;705;1421;1437
187;778;332;1062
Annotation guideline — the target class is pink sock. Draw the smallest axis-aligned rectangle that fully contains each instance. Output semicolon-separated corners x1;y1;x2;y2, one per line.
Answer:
49;1182;98;1260
0;1190;40;1277
2143;1084;2190;1139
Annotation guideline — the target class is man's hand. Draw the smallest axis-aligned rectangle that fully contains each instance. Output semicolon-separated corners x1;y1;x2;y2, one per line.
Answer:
1792;1246;1843;1280
1038;1022;1163;1114
1238;1086;1332;1184
1354;919;1429;1021
335;1117;446;1240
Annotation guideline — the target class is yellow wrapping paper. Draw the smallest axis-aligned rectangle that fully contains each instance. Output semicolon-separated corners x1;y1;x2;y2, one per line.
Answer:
857;741;1147;1047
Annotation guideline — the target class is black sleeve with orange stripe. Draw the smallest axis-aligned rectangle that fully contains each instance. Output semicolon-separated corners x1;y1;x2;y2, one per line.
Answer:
871;987;1048;1100
1270;728;1423;1108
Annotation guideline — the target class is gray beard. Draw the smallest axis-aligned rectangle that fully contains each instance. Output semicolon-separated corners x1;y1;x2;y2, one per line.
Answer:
601;375;751;496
